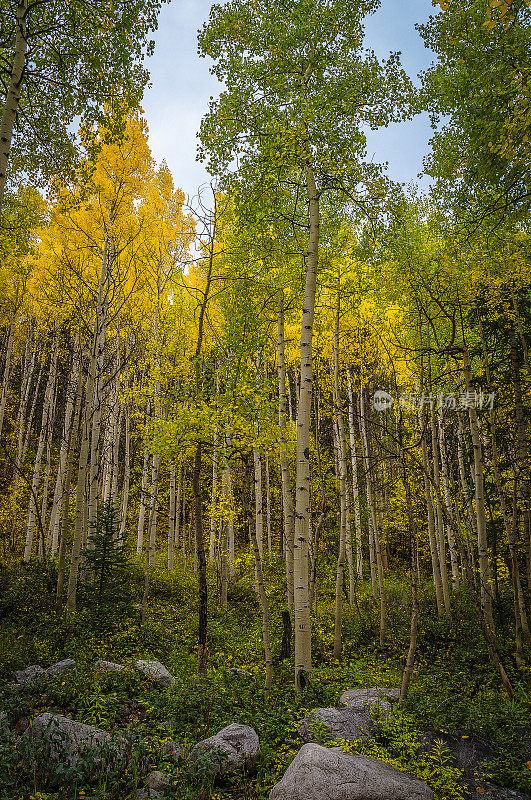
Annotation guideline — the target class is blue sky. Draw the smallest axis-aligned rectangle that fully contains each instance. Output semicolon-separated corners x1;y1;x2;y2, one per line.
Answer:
142;0;437;197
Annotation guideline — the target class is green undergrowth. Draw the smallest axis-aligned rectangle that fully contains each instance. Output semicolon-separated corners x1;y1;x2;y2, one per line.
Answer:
0;557;530;799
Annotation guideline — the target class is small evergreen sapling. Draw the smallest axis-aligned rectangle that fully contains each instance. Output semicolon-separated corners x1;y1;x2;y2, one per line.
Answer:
82;502;131;609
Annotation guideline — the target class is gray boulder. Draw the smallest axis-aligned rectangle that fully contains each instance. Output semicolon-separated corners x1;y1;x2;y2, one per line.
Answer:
26;713;126;776
479;787;531;800
339;687;399;720
298;707;374;744
135;660;175;689
340;686;399;705
188;723;260;776
269;743;434;800
12;665;44;684
136;770;174;800
45;659;76;677
94;659;127;673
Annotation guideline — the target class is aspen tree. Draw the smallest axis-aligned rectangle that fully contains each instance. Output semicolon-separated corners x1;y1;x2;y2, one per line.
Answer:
0;0;165;213
198;0;412;688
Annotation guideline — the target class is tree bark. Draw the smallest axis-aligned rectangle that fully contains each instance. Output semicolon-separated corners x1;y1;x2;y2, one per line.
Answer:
293;160;318;688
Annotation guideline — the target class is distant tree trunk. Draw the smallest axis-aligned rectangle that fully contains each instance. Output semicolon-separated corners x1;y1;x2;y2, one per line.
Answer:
168;458;176;570
219;439;231;608
118;400;131;545
10;336;43;548
420;403;445;617
278;290;294;613
174;463;182;550
147;453;160;567
56;375;83;605
265;453;272;559
428;372;451;616
194;440;208;677
333;416;346;660
333;272;349;657
209;369;219;563
37;368;59;558
253;351;264;562
437;406;460;588
48;332;81;556
457;412;478;571
462;345;495;633
399;442;419;707
347;373;363;578
136;400;151;555
24;323;59;561
359;385;377;599
0;317;15;443
245;454;273;695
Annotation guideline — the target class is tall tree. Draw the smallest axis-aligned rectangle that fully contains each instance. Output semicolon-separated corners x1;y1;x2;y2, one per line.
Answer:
0;0;167;212
198;0;412;689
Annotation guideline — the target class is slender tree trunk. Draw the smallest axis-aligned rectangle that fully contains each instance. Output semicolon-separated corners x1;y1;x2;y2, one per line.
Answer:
360;384;386;644
48;333;81;556
24;323;59;561
0;318;15;443
437;406;460;588
398;438;419;707
347;373;363;578
174;463;182;550
0;0;28;213
209;368;219;562
333;416;346;660
278;290;294;613
168;458;175;569
293;161;319;689
118;401;131;546
136;400;151;555
462;346;495;633
245;455;273;695
359;386;378;600
457;412;478;570
420;403;445;617
194;440;208;677
428;388;451;615
147;454;160;567
265;453;272;560
333;272;350;656
56;375;83;605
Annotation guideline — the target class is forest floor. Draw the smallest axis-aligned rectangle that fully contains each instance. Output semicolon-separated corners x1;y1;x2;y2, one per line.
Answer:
0;556;530;800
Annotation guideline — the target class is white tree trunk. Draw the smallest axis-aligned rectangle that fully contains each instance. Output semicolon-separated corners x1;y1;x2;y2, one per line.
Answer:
293;161;319;688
